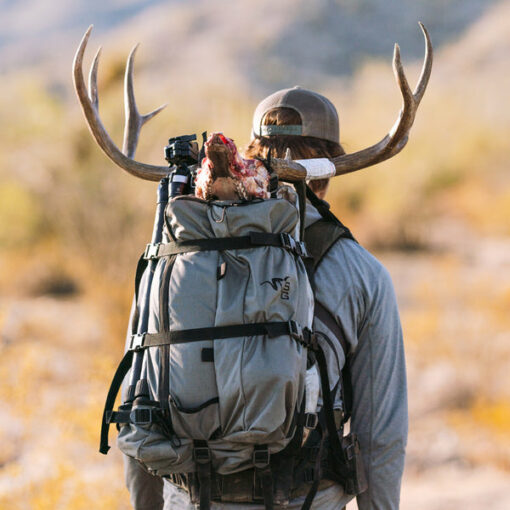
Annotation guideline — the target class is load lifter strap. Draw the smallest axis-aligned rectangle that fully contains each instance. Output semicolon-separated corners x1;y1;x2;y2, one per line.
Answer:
144;232;308;259
99;321;312;455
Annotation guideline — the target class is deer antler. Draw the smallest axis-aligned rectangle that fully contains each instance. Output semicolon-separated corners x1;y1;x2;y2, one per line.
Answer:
73;25;169;181
271;23;433;181
73;24;432;184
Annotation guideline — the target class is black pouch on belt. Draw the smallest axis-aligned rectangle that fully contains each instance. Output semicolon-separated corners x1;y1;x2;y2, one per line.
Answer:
340;433;367;495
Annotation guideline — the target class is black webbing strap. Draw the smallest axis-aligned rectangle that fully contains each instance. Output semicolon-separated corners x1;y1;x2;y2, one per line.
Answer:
300;425;325;510
295;180;307;241
313;301;349;356
254;445;273;510
144;232;308;259
314;335;351;482
127;253;150;340
159;255;177;413
130;321;311;350
107;405;160;425
194;440;212;510
314;301;353;422
99;349;134;454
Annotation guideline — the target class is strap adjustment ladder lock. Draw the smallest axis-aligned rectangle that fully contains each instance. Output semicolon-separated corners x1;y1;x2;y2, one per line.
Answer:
194;446;212;465
253;448;270;469
280;232;307;257
144;242;162;260
130;333;146;351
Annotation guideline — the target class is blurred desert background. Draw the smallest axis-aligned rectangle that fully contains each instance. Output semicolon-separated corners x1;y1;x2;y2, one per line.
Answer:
0;0;509;509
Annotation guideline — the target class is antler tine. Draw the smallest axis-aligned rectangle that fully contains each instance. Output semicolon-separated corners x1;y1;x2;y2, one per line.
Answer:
122;44;167;158
413;22;433;102
73;26;169;181
385;43;415;149
89;47;101;110
330;23;433;175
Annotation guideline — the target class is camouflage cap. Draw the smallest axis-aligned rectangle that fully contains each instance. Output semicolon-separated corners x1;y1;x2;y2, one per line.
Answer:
252;86;339;144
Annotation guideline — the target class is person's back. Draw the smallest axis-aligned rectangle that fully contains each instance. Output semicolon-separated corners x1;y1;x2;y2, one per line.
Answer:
153;87;407;509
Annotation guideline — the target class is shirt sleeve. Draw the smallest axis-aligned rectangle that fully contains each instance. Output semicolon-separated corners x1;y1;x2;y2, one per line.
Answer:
314;239;407;510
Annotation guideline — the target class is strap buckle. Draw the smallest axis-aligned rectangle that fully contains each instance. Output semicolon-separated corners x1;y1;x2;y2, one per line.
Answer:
304;412;318;430
280;233;308;258
345;439;360;460
194;446;211;464
288;320;303;343
280;232;294;251
129;408;153;425
307;331;319;351
253;448;270;468
301;327;314;347
144;243;161;260
130;333;146;351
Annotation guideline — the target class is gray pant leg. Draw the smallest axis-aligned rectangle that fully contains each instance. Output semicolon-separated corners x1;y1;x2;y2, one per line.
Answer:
124;454;164;510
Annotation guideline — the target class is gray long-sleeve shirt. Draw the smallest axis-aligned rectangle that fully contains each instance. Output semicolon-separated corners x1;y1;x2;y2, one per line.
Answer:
126;203;407;510
310;208;407;509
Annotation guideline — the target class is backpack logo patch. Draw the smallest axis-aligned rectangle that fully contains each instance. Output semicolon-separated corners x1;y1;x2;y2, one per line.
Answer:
261;276;291;300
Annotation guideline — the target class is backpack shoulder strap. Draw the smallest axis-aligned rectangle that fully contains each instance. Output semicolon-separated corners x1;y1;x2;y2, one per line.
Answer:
305;219;352;271
304;186;356;263
304;186;355;421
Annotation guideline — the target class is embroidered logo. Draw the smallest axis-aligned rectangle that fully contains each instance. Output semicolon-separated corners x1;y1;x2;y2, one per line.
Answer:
261;276;291;300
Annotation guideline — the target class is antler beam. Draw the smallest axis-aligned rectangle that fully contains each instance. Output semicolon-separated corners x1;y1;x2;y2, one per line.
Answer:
73;26;169;181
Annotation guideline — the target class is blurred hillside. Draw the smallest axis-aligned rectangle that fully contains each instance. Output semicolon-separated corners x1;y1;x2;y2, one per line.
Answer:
0;0;501;89
1;1;509;509
0;0;167;72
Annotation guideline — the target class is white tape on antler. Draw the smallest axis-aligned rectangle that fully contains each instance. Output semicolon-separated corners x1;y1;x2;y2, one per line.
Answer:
295;158;336;180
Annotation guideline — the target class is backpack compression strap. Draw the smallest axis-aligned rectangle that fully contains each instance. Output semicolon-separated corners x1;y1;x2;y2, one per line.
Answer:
144;232;308;259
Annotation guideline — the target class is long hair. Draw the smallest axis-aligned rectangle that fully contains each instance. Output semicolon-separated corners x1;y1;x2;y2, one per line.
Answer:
244;107;345;195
